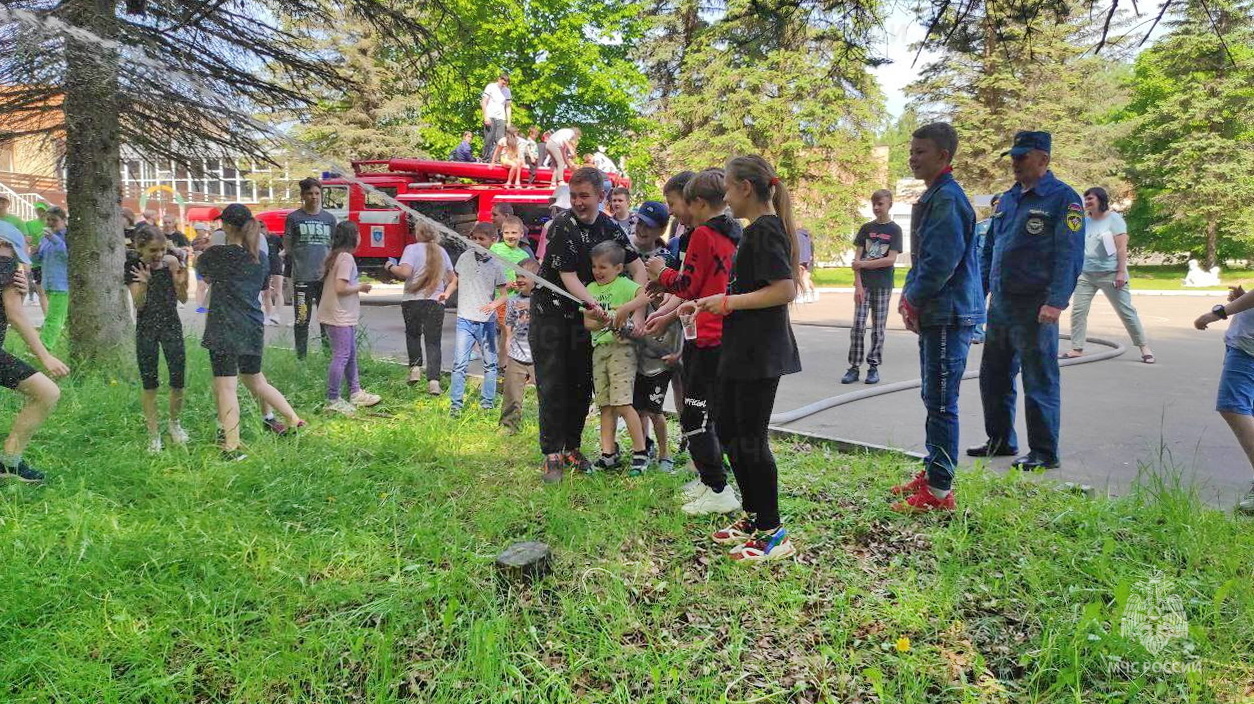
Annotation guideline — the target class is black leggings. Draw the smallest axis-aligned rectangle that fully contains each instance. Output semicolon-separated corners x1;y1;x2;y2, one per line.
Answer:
532;314;593;456
292;281;325;359
137;328;186;390
401;299;445;381
681;343;727;491
716;376;782;531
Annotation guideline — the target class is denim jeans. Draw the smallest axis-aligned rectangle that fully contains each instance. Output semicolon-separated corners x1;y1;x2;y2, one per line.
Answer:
918;324;975;491
450;317;498;410
979;295;1061;463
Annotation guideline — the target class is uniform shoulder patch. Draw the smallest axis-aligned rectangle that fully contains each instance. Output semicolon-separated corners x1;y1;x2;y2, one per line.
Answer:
1066;209;1083;232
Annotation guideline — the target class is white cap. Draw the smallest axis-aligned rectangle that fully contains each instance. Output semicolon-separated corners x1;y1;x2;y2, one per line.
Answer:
552;185;572;210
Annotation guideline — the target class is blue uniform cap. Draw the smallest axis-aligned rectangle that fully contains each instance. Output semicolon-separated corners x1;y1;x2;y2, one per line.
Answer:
1002;131;1052;158
635;201;670;228
0;221;31;265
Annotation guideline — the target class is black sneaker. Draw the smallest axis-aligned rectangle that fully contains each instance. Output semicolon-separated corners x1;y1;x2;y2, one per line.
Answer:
261;416;287;435
0;460;45;483
593;452;621;471
841;367;860;384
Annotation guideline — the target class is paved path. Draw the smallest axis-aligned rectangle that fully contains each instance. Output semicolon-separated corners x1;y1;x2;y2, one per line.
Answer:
167;285;1248;508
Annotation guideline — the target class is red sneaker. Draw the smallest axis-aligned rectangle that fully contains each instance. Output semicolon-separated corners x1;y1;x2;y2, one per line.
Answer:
890;470;927;495
891;484;956;513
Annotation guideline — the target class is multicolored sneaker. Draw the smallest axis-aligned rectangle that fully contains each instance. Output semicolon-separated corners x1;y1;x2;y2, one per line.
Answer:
565;450;592;474
731;527;796;563
712;516;757;545
628;452;649;476
890;470;928;496
891;485;957;514
541;454;565;484
261;416;287;435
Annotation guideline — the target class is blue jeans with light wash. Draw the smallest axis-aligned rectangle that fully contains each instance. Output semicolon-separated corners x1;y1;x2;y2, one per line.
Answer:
450;317;498;411
918;324;975;491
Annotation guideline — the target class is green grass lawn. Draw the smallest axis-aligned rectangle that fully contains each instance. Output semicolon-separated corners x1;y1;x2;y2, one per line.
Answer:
812;265;1254;292
0;346;1251;703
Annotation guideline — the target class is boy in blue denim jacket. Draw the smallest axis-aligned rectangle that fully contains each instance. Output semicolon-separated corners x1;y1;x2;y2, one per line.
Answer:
891;122;983;514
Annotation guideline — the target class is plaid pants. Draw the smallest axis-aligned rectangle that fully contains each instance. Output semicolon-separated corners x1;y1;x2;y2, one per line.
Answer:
849;287;892;368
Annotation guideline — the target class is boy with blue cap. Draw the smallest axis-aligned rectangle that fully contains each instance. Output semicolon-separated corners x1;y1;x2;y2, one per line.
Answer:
0;221;70;483
969;130;1084;471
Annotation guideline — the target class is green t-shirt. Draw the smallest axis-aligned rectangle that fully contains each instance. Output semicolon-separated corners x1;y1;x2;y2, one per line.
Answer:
585;276;640;346
489;241;531;282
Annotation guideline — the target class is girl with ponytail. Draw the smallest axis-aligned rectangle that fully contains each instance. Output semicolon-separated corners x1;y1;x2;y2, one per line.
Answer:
682;154;802;563
385;219;455;394
199;203;305;460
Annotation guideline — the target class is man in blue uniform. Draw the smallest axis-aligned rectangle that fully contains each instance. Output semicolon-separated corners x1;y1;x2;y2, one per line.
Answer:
968;131;1085;470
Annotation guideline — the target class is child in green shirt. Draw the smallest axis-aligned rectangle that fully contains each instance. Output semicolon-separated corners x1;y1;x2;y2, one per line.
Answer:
583;241;651;475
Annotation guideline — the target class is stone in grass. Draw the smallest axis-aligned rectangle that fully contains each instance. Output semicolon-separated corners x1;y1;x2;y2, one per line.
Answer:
1059;482;1097;498
496;541;552;583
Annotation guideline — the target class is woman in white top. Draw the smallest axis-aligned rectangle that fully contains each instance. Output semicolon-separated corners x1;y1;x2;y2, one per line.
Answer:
384;220;456;394
1063;187;1155;363
545;127;581;187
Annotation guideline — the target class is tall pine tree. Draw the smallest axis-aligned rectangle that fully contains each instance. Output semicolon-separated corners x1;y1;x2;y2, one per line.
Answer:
905;2;1136;196
1117;0;1254;268
641;0;884;255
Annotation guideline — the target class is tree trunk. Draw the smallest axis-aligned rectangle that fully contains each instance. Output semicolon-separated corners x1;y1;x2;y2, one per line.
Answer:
1205;220;1218;271
62;0;131;366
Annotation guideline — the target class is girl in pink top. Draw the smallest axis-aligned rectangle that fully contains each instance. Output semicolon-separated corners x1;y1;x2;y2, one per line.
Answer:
318;222;382;414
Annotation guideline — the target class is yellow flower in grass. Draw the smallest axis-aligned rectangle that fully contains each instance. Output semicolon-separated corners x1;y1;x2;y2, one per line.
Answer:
895;637;911;653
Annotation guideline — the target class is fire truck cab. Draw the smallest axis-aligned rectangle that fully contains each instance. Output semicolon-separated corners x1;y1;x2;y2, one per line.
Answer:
255;158;631;275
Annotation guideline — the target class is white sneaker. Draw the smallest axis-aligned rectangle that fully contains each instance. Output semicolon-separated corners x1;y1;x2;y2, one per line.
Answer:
326;398;356;415
682;477;704;500
168;422;189;445
682;485;742;515
148;436;163;454
350;390;382;407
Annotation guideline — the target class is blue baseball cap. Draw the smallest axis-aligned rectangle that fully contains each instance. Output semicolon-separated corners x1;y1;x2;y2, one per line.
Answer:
0;221;31;265
1002;131;1052;157
635;201;670;228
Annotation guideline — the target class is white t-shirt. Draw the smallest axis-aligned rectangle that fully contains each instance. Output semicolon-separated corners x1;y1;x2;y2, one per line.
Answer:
316;252;361;327
593;152;618;174
548;128;575;147
482;82;511;121
399;243;453;302
1083;211;1127;272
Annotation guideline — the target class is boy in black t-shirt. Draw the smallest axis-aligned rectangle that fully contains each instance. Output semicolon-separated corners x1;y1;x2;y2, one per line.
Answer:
843;189;902;385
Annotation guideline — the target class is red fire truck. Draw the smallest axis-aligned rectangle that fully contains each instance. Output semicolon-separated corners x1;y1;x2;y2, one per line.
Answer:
255;158;631;274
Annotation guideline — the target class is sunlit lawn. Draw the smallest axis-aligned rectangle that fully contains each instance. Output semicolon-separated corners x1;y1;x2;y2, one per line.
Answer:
0;345;1249;703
